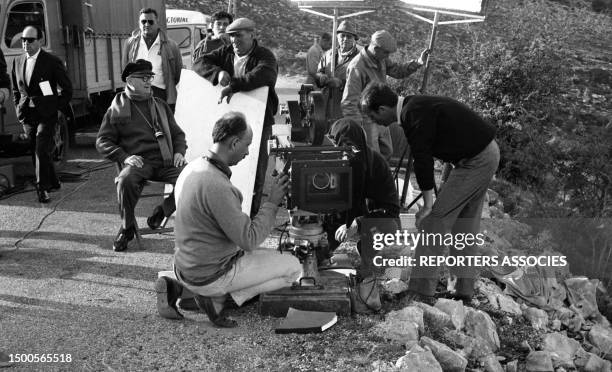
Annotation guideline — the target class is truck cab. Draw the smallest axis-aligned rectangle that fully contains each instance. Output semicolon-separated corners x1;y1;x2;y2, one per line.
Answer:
166;9;209;69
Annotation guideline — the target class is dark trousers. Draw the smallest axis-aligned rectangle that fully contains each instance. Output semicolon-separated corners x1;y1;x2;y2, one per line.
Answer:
115;162;183;229
151;86;175;113
250;125;272;217
408;140;500;297
24;116;58;191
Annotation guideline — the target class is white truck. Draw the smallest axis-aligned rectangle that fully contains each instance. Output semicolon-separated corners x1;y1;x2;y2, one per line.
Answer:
166;9;210;69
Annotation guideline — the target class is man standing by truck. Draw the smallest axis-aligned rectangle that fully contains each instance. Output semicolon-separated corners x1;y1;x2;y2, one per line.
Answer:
123;8;182;112
11;25;72;203
192;10;234;63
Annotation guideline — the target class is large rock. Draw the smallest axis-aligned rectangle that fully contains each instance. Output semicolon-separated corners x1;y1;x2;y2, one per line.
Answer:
396;344;443;372
464;308;501;351
492;293;523;315
588;324;612;360
446;330;493;359
575;347;612;372
382;278;409;294
371;319;419;347
541;332;580;369
386;306;424;334
525;351;554;372
415;302;455;330
479;354;503;372
420;336;468;372
524;307;549;330
435;298;466;330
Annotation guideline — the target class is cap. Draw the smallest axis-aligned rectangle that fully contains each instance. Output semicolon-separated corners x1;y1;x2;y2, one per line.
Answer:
225;18;255;34
121;59;154;82
370;30;397;53
336;20;359;40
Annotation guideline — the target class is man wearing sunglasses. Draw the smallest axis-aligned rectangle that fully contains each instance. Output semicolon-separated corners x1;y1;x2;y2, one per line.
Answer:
122;8;182;112
192;10;234;63
96;59;187;252
11;25;73;203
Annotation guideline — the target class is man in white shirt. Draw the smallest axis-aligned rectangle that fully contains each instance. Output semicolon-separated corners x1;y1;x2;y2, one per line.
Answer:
122;8;182;111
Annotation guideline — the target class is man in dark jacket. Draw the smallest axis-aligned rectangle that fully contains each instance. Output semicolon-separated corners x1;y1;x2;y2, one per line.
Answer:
11;25;72;203
191;10;233;63
96;60;187;252
360;82;500;305
193;18;278;218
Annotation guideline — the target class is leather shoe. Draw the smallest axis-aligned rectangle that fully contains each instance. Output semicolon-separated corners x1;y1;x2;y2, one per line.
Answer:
155;277;184;320
147;206;165;230
194;295;238;328
37;189;50;203
177;297;199;311
113;226;135;252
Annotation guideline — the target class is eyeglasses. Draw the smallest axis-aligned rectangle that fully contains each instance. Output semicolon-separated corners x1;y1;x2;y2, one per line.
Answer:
130;75;154;82
140;19;155;25
21;37;37;43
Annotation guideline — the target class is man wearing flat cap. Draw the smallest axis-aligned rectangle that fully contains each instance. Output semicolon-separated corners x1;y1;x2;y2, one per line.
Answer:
96;59;187;252
315;20;361;123
342;30;429;160
193;17;279;218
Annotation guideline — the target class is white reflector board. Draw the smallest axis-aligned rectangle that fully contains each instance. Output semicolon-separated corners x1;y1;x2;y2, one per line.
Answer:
400;0;487;15
174;69;268;214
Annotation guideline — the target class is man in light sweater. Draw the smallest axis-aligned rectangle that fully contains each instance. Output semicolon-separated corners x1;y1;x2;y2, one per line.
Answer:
155;112;302;327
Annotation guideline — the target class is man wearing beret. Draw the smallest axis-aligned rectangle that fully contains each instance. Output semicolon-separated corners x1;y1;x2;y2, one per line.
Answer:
342;30;429;160
96;59;187;252
315;20;361;123
123;8;182;112
193;17;278;218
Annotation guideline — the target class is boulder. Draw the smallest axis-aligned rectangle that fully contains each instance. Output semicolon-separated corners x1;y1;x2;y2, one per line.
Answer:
386;306;425;334
524;307;548;330
372;319;420;347
479;354;503;372
415;302;455;330
420;336;468;372
446;330;494;359
588;324;612;360
396;344;443;372
382;278;409;294
493;294;523;315
435;298;466;330
525;351;554;372
505;360;518;372
575;347;612;372
541;332;580;369
464;308;501;351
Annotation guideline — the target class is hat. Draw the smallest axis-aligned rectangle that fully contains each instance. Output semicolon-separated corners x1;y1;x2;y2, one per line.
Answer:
225;18;255;34
370;30;397;53
336;20;359;40
121;59;154;82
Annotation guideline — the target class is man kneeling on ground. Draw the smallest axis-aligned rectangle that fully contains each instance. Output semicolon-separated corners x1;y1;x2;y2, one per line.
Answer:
156;112;303;327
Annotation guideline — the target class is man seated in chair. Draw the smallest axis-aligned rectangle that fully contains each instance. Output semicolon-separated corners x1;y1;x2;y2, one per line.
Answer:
96;59;187;252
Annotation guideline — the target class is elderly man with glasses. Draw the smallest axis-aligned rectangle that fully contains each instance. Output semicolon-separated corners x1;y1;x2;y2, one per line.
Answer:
11;25;72;203
122;7;182;112
96;59;187;252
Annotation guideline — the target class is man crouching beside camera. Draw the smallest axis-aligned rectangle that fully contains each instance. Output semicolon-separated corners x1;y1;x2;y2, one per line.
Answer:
156;112;302;327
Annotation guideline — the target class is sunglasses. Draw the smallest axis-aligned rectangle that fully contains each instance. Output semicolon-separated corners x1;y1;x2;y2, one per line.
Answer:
140;19;155;25
21;37;37;43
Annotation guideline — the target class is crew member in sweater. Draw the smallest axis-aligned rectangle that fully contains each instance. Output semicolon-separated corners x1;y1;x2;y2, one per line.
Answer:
155;112;302;327
360;82;499;304
96;60;187;252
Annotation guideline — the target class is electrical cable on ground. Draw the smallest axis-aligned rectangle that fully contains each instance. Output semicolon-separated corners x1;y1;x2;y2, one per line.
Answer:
1;160;113;252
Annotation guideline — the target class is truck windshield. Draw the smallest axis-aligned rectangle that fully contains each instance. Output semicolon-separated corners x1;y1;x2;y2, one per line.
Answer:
167;27;191;49
4;1;46;48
